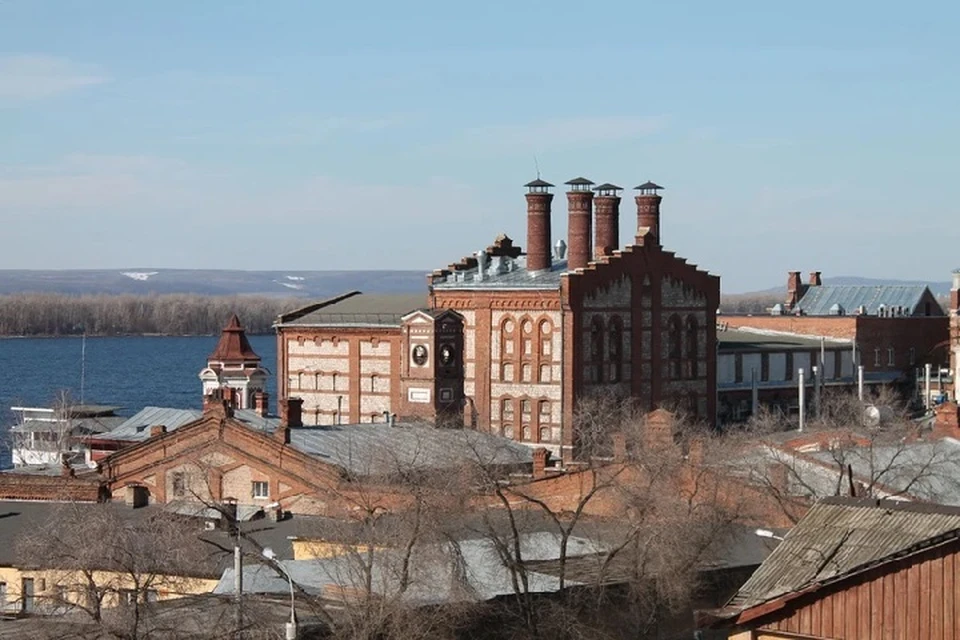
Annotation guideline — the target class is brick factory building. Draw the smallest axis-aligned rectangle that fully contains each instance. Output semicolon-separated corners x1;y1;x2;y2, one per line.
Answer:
723;271;948;385
276;178;720;460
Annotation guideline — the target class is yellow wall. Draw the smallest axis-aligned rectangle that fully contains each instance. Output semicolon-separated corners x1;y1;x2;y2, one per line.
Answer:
0;565;218;614
291;538;382;561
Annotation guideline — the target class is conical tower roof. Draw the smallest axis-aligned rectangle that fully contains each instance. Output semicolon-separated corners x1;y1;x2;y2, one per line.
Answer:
208;314;260;363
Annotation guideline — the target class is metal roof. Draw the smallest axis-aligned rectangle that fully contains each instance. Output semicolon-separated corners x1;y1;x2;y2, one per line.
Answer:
103;407;203;441
10;415;126;435
728;497;960;613
564;176;595;186
524;178;554;188
277;292;427;327
288;423;532;476
214;531;602;605
432;255;567;291
795;284;933;316
635;181;664;191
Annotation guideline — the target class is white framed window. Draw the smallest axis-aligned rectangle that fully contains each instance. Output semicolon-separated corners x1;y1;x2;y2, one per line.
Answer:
251;481;269;499
874;348;881;367
887;348;895;366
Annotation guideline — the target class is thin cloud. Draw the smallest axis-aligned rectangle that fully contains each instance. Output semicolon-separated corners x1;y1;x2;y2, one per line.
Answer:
0;54;109;102
457;115;670;153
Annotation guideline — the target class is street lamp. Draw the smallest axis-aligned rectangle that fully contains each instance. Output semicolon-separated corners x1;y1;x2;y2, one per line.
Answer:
262;547;297;640
754;528;785;541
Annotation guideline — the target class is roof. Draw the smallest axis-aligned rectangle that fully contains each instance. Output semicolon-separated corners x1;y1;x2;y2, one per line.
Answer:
524;178;554;188
277;291;427;327
288;423;532;476
594;182;622;192
726;497;960;615
718;328;850;352
635;181;664;191
10;415;126;435
431;255;569;291
564;176;595;186
101;406;280;442
214;531;603;605
208;314;260;362
795;284;933;316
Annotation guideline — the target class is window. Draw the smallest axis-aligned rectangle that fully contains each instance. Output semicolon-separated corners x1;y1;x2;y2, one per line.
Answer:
502;363;514;382
668;315;683;379
785;352;794;381
539;426;551;442
539;364;551;383
252;481;269;499
590;316;604;383
501;398;514;420
685;316;699;378
370;375;376;393
120;589;137;606
608;317;623;382
760;353;770;382
171;472;186;498
734;353;743;384
521;363;533;382
887;348;895;367
909;347;916;366
502;425;514;439
874;348;881;367
521;400;531;416
522;425;531;441
0;582;6;608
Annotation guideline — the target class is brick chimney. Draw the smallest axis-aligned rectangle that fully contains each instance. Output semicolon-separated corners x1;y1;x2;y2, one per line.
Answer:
951;270;960;312
524;178;554;273
149;425;167;438
809;271;822;286
634;181;664;245
280;397;303;428
565;177;594;270
593;183;621;258
254;391;269;417
786;271;808;310
532;447;550;479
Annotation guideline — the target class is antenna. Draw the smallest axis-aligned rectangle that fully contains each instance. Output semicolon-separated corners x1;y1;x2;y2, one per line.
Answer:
534;155;541;180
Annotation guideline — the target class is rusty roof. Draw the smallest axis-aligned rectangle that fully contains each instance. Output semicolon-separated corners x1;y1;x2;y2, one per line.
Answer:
276;291;427;327
208;314;260;362
726;497;960;615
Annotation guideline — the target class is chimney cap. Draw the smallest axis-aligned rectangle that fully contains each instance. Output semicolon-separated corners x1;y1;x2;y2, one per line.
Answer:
525;178;554;193
634;181;664;193
564;176;595;191
594;182;622;195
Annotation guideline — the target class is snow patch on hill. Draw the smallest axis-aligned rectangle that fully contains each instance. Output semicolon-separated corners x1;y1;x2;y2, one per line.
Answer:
276;281;304;290
121;271;159;281
285;275;305;281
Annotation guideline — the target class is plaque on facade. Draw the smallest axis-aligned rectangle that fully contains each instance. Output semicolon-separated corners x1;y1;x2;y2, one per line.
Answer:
408;388;431;403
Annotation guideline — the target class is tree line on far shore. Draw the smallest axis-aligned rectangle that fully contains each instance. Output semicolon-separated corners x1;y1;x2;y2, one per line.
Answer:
0;293;301;337
0;290;836;337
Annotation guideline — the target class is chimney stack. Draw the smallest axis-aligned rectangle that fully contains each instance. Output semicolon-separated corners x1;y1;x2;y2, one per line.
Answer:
593;183;622;258
254;391;269;417
565;177;595;270
532;447;550;479
524;179;554;273
809;271;822;286
280;397;303;428
950;270;960;313
786;271;808;310
634;181;664;245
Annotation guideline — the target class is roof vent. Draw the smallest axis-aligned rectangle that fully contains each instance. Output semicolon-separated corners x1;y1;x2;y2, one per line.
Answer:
554;239;567;260
829;303;844;316
474;251;487;282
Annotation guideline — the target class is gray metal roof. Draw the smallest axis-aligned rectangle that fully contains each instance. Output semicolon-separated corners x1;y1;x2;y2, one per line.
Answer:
288;424;532;476
277;292;427;327
728;497;960;613
10;415;126;435
104;407;203;441
795;284;933;316
432;255;567;291
214;531;602;605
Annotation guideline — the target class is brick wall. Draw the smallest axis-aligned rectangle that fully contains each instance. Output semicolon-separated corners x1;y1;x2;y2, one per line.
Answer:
0;473;102;502
723;315;858;340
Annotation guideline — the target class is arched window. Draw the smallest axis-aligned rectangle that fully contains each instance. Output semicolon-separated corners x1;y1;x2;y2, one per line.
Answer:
668;315;683;379
539;426;551;442
590;316;604;383
608;316;623;382
685;316;699;379
501;317;516;357
522;425;532;441
539;319;553;361
501;397;514;421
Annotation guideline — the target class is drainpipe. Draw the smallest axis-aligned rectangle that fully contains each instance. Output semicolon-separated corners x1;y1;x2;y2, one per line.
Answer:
798;369;805;432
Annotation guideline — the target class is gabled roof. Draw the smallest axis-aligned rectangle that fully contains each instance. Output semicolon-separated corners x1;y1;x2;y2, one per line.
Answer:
795;284;933;316
208;314;260;362
276;291;427;327
726;497;960;617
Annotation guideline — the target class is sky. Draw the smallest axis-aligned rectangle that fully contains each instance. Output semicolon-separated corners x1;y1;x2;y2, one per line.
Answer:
1;1;958;293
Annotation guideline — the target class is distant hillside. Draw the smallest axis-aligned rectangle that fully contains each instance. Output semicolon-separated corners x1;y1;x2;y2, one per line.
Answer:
0;269;427;297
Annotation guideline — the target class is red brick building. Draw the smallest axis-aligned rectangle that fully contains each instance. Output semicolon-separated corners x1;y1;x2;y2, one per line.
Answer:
277;178;720;461
724;271;948;379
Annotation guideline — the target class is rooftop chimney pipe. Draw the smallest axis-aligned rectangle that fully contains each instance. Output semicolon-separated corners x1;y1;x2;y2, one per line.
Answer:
593;183;622;258
524;179;554;273
634;181;664;245
565;177;594;271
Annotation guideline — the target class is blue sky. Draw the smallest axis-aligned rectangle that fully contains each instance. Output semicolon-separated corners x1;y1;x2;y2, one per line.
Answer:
1;1;957;292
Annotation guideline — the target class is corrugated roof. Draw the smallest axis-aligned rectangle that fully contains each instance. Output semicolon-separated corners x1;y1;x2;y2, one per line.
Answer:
278;292;427;327
214;532;602;605
718;328;850;352
104;407;203;441
795;284;932;316
289;424;531;475
432;255;567;291
728;497;960;613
